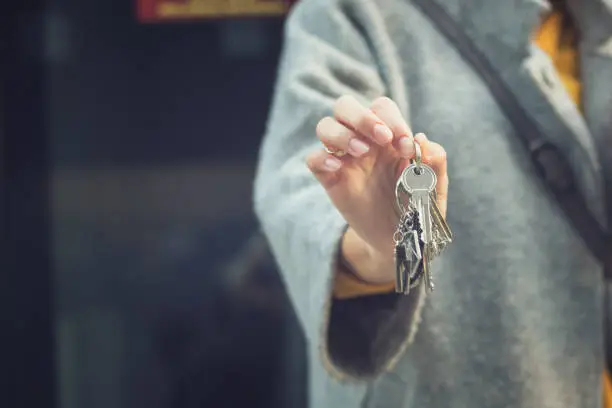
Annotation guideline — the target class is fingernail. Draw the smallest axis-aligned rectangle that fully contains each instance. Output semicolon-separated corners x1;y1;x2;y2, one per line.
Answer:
399;137;415;157
373;124;393;145
415;132;428;142
323;158;342;171
348;139;370;156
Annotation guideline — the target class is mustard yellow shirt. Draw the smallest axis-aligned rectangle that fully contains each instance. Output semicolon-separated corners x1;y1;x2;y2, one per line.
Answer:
332;10;612;407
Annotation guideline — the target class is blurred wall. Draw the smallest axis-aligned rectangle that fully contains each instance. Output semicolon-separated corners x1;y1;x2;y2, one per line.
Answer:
47;1;306;407
48;0;281;165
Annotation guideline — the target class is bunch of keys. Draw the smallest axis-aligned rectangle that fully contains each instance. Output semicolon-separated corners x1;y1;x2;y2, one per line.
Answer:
394;141;453;294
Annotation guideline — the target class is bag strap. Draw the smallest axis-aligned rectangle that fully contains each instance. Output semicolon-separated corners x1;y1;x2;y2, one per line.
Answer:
411;0;610;277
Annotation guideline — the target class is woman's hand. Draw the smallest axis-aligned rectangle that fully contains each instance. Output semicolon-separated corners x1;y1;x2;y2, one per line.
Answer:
306;96;448;284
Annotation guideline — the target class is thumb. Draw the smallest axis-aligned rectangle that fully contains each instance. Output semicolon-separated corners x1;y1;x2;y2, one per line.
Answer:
416;133;448;217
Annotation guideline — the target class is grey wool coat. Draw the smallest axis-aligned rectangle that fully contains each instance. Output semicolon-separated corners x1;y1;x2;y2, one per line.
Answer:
254;0;612;407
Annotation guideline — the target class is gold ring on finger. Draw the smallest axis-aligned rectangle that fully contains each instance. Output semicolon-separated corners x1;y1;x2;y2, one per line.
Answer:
324;145;347;158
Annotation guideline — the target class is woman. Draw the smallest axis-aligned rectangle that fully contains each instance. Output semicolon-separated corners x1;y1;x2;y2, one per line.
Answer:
254;0;612;407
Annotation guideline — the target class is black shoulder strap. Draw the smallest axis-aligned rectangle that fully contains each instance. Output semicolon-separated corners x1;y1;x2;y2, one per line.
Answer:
411;0;610;277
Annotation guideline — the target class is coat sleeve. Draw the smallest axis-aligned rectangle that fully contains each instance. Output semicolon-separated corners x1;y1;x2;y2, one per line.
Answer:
253;0;427;381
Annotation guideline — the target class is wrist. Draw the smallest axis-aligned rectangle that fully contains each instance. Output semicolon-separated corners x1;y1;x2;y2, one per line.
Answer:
340;227;395;285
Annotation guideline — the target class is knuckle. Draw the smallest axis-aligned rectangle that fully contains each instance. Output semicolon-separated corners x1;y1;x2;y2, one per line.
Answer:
305;155;316;170
306;151;322;168
330;125;347;142
415;132;427;142
334;94;356;114
317;117;348;145
316;117;333;139
436;144;447;160
357;111;376;131
370;96;396;111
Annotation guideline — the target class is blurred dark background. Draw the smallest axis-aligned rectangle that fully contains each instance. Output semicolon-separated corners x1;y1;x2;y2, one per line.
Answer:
3;1;307;408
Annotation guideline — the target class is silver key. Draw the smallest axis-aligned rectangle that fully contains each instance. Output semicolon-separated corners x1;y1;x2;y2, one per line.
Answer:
393;139;454;294
401;163;437;291
395;174;409;216
406;226;424;292
402;164;436;246
430;197;453;248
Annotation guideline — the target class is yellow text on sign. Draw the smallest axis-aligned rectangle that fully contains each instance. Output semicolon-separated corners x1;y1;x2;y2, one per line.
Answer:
157;0;288;18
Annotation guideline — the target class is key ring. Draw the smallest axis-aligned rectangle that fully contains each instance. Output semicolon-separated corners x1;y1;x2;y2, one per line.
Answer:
412;140;423;175
395;139;423;214
393;230;405;244
395;139;424;216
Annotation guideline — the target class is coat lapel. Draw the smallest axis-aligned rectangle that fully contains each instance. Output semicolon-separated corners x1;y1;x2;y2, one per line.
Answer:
570;0;612;206
430;0;608;224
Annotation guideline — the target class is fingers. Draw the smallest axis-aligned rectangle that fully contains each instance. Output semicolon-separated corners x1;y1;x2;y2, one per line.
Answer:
370;97;415;158
316;117;370;157
333;95;417;159
333;95;393;146
416;133;446;177
306;149;343;190
310;95;449;203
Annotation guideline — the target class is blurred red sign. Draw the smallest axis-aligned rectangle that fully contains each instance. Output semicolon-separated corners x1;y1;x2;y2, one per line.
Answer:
137;0;293;22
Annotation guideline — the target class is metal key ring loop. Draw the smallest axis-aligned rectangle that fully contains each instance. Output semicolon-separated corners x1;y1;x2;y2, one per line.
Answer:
324;145;347;158
393;230;404;244
412;141;423;174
